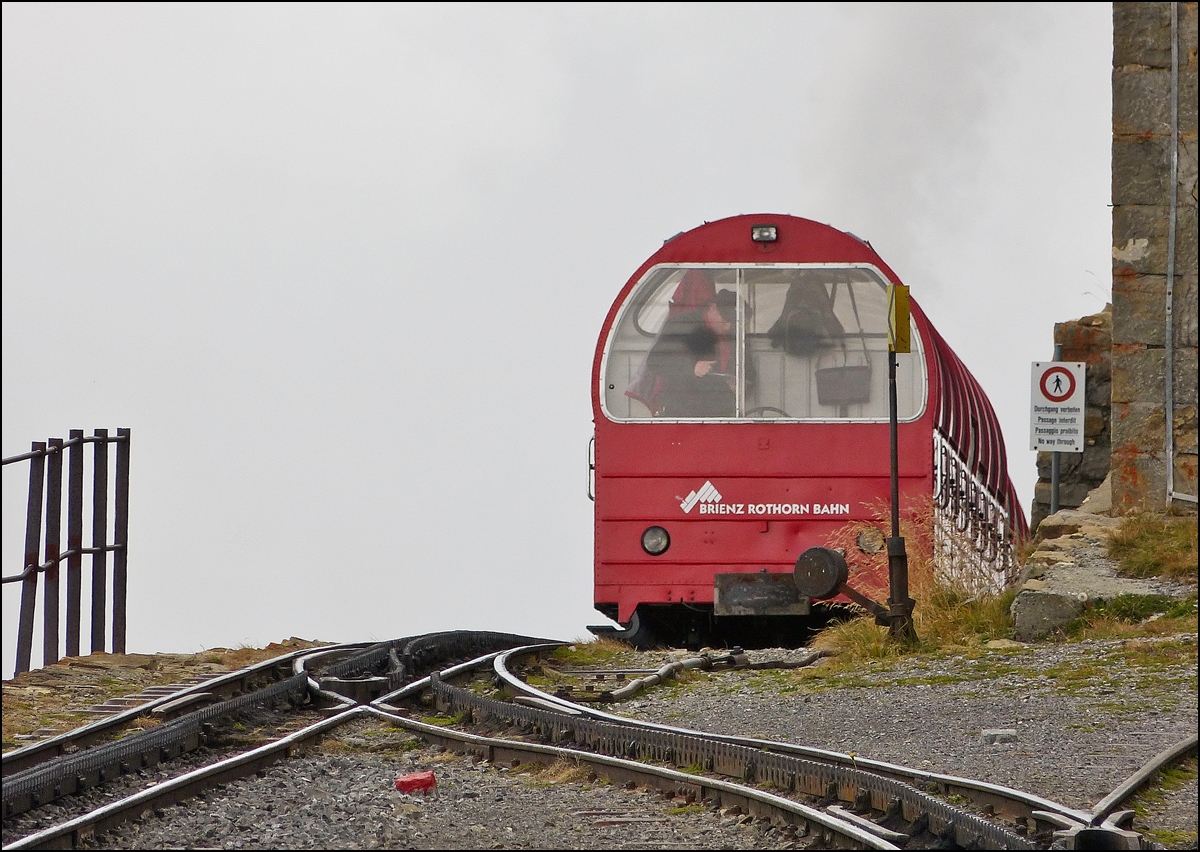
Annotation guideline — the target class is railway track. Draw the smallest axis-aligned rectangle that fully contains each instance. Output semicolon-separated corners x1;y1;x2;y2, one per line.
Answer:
3;632;1194;850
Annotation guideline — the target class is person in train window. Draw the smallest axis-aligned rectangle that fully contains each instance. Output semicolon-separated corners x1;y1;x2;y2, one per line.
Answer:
625;270;740;418
765;275;845;356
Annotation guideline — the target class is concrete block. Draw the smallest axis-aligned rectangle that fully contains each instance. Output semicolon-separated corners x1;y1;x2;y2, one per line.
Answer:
1112;204;1169;276
1111;445;1168;514
1114;2;1173;68
1112;400;1166;453
1112;68;1173;136
1180;138;1197;216
1173;404;1198;453
1174;205;1197;279
1011;589;1084;642
1184;1;1199;63
1112;274;1166;345
980;729;1018;745
1181;60;1198;135
1176;274;1197;348
1175;452;1198;500
1112;345;1166;403
1174;350;1198;404
1113;138;1171;205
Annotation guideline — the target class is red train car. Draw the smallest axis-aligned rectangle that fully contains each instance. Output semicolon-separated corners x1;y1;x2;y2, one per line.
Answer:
588;214;1027;648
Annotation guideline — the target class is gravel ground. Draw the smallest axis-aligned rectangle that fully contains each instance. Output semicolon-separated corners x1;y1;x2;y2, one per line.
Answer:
13;635;1190;850
622;638;1198;846
85;726;802;850
2;708;330;847
623;640;1197;809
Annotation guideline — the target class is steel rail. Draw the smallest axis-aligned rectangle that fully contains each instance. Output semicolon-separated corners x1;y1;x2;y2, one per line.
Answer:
367;706;899;850
1089;733;1198;824
490;645;1094;829
3;636;660;850
5;696;897;852
2;643;367;777
439;670;1032;849
4;705;373;850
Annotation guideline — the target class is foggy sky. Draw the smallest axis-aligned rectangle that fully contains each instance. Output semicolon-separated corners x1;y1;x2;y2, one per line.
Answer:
2;3;1112;676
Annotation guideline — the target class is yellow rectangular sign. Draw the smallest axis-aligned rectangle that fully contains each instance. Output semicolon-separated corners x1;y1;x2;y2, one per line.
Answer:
888;283;910;353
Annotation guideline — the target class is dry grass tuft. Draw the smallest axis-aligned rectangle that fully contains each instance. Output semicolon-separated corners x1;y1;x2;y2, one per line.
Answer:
523;758;592;786
1107;515;1198;583
813;499;1016;659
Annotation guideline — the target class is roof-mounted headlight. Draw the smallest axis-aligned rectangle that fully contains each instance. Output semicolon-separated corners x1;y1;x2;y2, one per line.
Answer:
751;224;777;242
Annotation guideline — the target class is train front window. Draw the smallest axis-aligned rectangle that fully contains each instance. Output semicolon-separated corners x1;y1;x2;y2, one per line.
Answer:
602;265;926;422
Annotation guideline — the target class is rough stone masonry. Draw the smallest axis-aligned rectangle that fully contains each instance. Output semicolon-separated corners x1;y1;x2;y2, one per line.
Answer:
1030;305;1113;532
1110;1;1199;513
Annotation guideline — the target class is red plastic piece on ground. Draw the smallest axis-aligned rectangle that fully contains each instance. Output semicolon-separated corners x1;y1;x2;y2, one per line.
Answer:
395;770;436;794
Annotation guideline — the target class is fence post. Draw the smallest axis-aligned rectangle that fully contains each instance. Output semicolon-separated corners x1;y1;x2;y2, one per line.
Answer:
15;442;46;676
44;438;64;667
67;429;84;657
91;428;108;654
112;428;130;655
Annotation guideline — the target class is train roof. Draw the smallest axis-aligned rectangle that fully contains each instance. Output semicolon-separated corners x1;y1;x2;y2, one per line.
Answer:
632;214;905;284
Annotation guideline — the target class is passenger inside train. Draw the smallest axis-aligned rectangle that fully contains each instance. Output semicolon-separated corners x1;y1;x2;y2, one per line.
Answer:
605;265;925;422
624;270;741;418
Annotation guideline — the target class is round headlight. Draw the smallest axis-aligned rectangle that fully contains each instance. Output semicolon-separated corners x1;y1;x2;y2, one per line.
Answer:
641;526;670;556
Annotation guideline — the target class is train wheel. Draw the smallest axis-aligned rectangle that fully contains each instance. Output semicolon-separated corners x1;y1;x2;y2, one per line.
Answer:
612;608;657;650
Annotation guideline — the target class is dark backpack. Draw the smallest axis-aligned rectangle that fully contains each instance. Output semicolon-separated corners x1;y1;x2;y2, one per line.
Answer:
767;282;844;355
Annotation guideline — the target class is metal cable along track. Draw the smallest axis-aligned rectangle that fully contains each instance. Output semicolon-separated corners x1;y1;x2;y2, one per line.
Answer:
429;675;1034;851
318;631;560;694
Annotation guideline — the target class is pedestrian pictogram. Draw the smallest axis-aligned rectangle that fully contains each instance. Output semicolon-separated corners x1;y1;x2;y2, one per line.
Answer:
1039;366;1076;403
1030;361;1085;453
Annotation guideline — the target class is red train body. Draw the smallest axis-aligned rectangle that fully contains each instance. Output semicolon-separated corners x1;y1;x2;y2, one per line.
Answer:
589;215;1027;648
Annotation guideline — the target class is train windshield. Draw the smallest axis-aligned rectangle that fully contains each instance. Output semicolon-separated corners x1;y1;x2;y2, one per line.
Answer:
602;265;926;422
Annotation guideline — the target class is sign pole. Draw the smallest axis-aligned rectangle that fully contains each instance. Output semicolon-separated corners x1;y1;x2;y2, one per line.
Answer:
886;285;917;646
1050;344;1062;515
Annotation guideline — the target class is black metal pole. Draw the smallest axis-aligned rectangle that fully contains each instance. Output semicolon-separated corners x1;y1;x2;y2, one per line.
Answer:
91;429;108;654
67;429;84;657
16;442;46;675
113;428;130;655
44;438;64;667
887;350;917;644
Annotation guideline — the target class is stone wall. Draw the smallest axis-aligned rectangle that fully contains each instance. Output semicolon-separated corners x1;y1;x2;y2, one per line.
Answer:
1030;306;1113;532
1111;1;1199;513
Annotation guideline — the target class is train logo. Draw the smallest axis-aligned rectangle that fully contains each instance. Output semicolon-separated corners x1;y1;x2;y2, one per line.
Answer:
680;481;722;513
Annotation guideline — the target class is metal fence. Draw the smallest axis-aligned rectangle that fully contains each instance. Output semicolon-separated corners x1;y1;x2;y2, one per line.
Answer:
2;429;130;676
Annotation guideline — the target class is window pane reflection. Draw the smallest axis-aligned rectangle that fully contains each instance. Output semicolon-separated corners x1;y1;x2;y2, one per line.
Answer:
603;265;925;421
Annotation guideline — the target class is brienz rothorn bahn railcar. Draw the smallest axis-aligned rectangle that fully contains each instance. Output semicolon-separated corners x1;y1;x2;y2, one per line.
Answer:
589;214;1028;649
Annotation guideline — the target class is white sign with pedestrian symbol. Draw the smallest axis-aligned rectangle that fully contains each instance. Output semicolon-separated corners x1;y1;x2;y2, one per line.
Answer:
1030;361;1086;453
